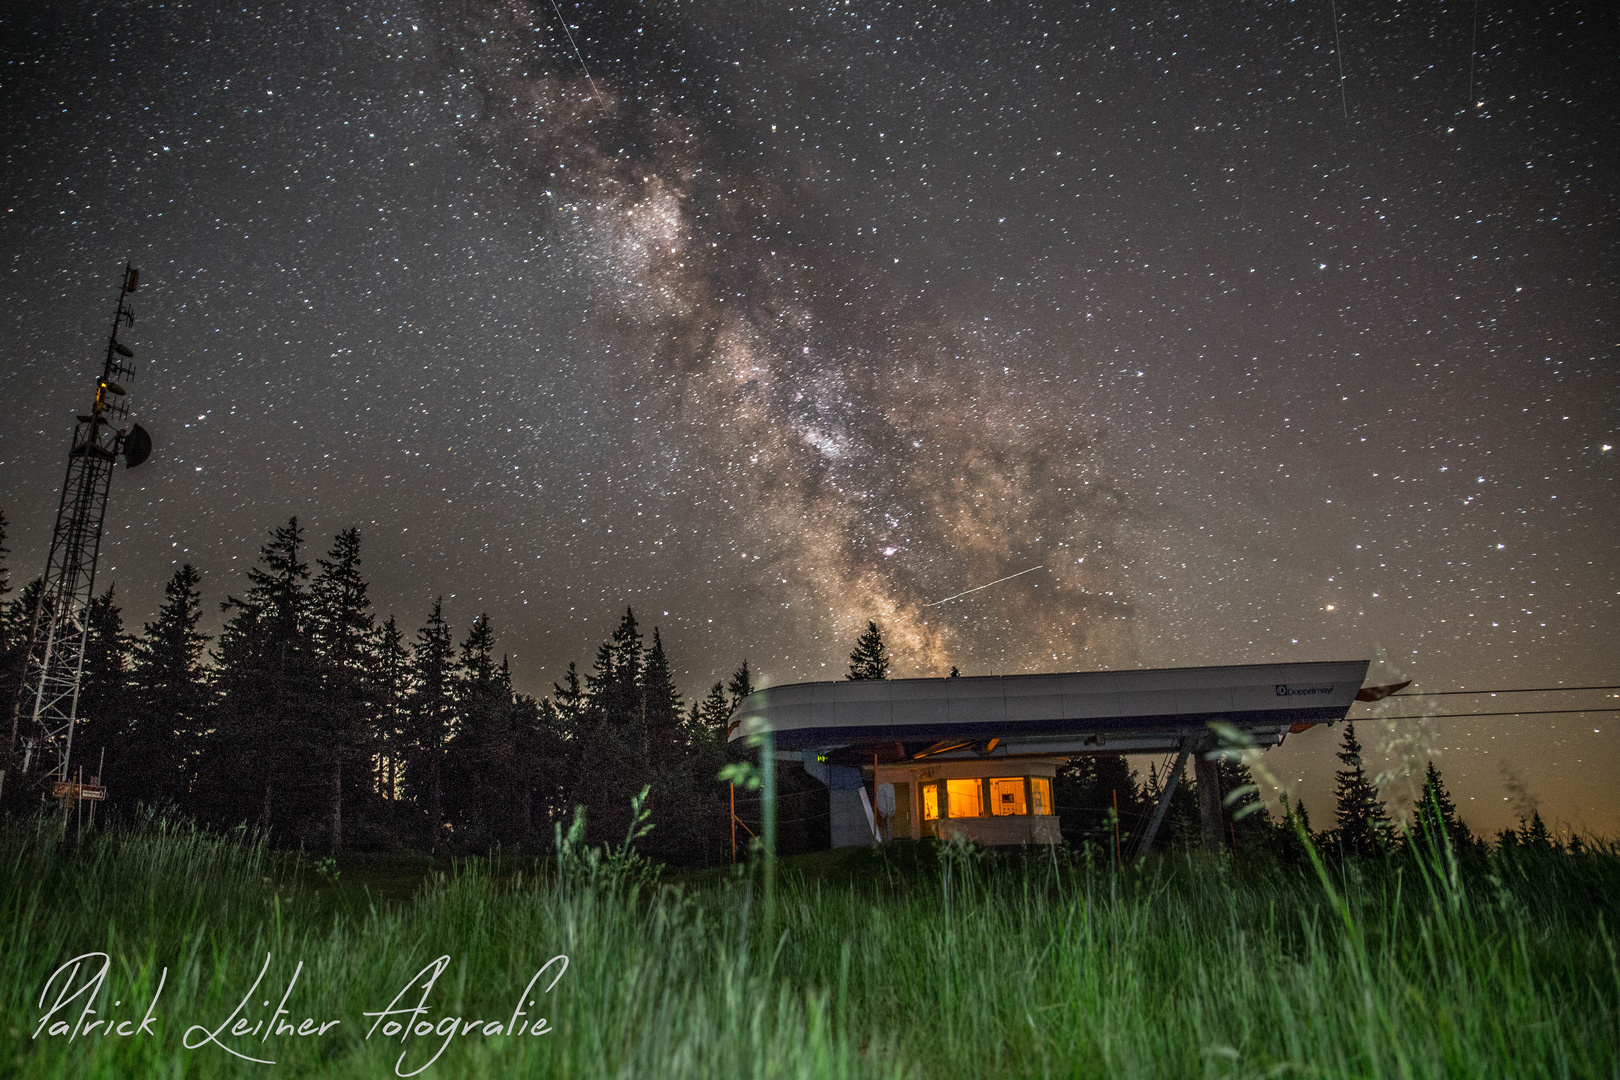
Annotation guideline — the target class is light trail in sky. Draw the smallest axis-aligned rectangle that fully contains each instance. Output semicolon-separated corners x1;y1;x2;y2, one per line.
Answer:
922;565;1046;607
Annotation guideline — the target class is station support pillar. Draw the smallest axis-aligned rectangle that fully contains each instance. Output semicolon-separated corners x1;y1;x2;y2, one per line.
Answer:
1194;751;1224;853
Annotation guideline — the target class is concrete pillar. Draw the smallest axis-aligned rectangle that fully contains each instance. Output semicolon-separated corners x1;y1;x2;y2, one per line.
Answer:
1194;752;1224;853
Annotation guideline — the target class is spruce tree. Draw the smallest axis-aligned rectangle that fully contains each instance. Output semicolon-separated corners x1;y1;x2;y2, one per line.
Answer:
211;518;319;834
549;661;587;739
4;578;45;648
641;628;684;757
636;627;699;862
1214;756;1270;849
696;681;731;734
509;685;554;837
726;660;754;709
1288;796;1313;838
1520;810;1554;851
1411;760;1470;848
1275;791;1317;865
311;529;374;660
1331;722;1393;858
120;565;211;808
0;515;20;781
3;577;46;761
72;586;129;781
443;615;514;846
372;616;409;802
406;599;454;847
1055;755;1141;851
310;528;376;853
0;509;9;606
846;622;890;680
585;609;644;732
576;609;652;844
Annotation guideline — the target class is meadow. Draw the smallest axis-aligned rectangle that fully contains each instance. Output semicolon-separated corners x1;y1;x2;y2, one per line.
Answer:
3;811;1616;1079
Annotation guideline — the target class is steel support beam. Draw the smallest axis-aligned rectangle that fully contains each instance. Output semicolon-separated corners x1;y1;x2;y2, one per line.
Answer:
1130;743;1190;860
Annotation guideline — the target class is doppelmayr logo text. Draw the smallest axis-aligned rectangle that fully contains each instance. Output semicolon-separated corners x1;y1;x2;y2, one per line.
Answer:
1275;684;1334;697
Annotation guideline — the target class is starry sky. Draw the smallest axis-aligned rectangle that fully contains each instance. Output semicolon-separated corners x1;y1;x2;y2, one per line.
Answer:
2;1;1615;836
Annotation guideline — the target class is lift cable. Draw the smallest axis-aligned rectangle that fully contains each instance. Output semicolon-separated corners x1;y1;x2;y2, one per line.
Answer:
1374;684;1620;697
1352;707;1618;722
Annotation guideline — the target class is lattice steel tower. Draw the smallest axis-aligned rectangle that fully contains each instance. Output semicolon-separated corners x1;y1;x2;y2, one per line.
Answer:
9;264;153;797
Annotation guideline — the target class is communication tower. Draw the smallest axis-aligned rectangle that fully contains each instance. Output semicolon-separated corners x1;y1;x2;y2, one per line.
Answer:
7;264;153;802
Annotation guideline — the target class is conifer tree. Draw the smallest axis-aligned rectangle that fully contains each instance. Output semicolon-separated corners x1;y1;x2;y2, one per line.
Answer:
641;628;684;757
549;661;587;739
1331;722;1393;858
1411;760;1471;848
846;622;890;680
3;577;46;762
1214;756;1270;849
310;527;376;853
1519;810;1554;851
587;608;644;726
4;578;45;648
1055;755;1142;850
1139;757;1202;852
75;586;129;783
372;616;409;802
1277;791;1313;836
694;681;731;736
0;514;21;780
509;684;553;836
119;565;210;807
312;529;374;660
726;660;754;709
0;509;9;606
443;615;515;845
406;599;454;847
1273;791;1318;865
575;609;655;845
220;518;309;654
211;518;320;834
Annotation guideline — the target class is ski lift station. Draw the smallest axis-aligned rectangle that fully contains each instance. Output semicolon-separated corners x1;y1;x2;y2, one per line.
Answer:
728;660;1377;852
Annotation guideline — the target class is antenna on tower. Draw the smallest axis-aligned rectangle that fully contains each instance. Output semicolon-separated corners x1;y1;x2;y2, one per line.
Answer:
5;263;155;812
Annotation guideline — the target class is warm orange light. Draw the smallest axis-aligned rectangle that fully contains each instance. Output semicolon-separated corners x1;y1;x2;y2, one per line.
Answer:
1030;777;1052;816
946;778;983;817
990;777;1027;815
922;783;939;821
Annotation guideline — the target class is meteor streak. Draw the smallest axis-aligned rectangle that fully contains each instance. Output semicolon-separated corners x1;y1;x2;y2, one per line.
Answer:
922;565;1046;607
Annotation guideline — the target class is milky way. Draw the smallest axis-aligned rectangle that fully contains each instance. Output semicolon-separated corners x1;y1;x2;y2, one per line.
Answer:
1;1;1615;833
468;44;1137;675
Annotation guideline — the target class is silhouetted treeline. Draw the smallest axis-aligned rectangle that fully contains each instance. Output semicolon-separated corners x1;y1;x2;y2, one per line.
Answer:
0;512;1556;865
1054;720;1522;868
1;516;756;863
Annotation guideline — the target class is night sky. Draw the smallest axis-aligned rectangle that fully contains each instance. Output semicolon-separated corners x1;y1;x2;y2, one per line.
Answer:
2;1;1615;836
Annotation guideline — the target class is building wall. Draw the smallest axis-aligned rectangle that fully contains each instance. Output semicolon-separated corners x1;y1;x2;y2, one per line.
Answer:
879;756;1066;845
802;752;1068;848
939;814;1062;845
830;788;873;848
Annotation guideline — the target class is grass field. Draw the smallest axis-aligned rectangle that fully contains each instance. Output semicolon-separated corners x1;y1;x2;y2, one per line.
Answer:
3;812;1617;1079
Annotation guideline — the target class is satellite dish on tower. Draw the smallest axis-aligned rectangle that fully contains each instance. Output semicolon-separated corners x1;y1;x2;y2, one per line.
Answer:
123;423;152;468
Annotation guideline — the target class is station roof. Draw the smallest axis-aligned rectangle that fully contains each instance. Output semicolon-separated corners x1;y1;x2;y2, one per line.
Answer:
728;659;1371;761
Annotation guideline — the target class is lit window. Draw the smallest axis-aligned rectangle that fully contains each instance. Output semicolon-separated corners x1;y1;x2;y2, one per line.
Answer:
990;777;1027;815
946;778;983;818
1030;777;1052;816
922;783;939;821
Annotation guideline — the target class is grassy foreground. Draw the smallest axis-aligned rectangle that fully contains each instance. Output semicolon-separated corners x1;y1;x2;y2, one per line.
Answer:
3;813;1617;1079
